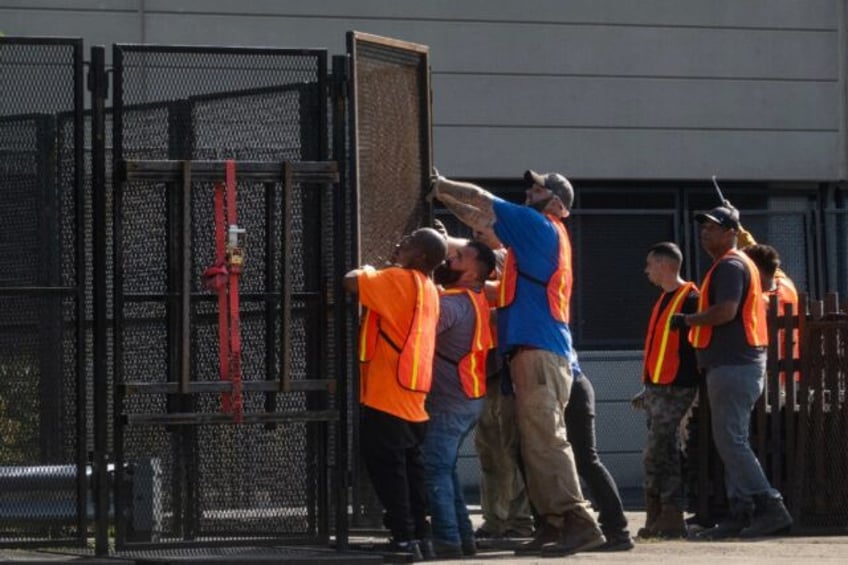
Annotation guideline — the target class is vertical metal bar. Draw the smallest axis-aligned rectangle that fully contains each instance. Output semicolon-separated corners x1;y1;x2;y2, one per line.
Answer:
331;53;350;549
345;33;365;528
72;38;88;547
111;42;127;550
263;178;278;426
180;161;192;394
315;52;330;541
89;44;110;558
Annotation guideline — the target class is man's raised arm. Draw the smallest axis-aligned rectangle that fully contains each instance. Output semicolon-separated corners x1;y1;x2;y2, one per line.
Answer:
431;177;496;234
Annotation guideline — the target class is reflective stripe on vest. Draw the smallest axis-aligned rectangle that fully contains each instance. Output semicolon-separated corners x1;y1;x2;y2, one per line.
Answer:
357;270;437;392
496;214;572;322
438;288;493;399
643;282;698;385
691;249;768;349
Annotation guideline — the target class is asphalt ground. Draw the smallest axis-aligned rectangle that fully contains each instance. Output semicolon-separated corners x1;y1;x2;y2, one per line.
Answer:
2;510;847;563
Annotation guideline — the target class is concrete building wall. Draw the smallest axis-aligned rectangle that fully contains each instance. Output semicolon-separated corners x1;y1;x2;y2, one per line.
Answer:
1;0;844;181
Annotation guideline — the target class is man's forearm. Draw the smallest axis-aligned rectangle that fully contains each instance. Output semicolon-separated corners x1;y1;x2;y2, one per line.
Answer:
433;178;496;232
439;193;495;232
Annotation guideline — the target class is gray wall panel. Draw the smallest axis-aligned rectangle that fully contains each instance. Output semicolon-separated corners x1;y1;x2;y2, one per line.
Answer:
2;0;842;180
434;75;839;130
434;127;839;180
134;0;838;30
133;15;838;80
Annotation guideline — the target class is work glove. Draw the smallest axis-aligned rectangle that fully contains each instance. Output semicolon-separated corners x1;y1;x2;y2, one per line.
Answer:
669;313;688;331
737;225;757;248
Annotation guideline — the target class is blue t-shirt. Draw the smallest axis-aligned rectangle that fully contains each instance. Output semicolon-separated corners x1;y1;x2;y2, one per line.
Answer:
492;198;573;358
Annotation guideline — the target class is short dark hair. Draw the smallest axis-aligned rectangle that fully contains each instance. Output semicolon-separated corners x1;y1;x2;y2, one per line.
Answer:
466;240;497;283
648;241;683;264
410;227;448;272
742;244;780;278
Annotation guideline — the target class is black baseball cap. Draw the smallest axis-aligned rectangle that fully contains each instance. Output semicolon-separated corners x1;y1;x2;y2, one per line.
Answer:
524;169;574;210
695;206;740;230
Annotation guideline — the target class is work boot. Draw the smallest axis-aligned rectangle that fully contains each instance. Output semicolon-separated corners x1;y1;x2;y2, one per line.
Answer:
692;504;752;541
592;529;634;552
539;510;606;557
739;495;793;538
386;539;424;561
513;521;559;555
637;493;662;538
652;503;687;538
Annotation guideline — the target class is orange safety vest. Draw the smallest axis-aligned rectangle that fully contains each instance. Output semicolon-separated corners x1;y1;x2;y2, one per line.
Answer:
767;274;800;383
691;249;768;349
357;270;438;392
643;282;699;385
437;288;493;399
497;214;572;322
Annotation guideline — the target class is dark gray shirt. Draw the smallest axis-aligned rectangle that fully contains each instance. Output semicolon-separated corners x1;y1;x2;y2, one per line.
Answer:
426;292;485;416
695;256;767;369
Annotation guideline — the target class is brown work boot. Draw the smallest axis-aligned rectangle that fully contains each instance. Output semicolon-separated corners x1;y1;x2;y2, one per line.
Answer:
513;521;559;555
652;503;687;538
539;510;606;557
637;493;662;538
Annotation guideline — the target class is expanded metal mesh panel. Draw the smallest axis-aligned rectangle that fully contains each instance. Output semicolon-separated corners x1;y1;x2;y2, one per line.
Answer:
825;209;848;298
114;46;329;544
0;39;84;542
570;212;674;348
351;35;430;265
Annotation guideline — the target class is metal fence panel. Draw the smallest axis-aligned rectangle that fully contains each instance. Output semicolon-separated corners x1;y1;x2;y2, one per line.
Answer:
0;37;87;546
346;31;433;529
112;44;333;548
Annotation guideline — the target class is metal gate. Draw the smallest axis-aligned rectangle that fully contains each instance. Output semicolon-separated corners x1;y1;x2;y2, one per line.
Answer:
1;31;435;556
0;37;88;548
110;44;341;550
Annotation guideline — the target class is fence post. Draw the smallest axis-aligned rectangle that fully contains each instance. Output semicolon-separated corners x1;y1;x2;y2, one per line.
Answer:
88;44;110;557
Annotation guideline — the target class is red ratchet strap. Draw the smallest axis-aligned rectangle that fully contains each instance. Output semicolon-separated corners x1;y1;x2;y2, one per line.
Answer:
202;159;243;423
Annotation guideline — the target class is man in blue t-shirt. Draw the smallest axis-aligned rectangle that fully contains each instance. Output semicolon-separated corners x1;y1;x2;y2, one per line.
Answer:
430;169;605;557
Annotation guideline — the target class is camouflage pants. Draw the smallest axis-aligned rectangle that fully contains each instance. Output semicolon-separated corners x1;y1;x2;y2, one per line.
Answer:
643;384;697;507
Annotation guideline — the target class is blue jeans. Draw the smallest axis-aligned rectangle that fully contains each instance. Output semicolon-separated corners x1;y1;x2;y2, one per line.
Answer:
421;409;479;544
706;363;779;508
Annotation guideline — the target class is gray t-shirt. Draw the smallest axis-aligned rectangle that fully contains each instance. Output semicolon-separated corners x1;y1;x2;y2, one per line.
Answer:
695;256;767;369
426;292;485;416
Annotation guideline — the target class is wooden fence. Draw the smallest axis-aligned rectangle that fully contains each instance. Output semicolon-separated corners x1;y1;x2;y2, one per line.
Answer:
691;292;848;534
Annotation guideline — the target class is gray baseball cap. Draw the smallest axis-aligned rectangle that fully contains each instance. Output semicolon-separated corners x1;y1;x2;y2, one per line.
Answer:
524;169;574;210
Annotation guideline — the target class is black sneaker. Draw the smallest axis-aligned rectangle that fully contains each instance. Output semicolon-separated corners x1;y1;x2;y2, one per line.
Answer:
592;532;634;551
387;539;424;561
461;537;477;556
429;538;463;559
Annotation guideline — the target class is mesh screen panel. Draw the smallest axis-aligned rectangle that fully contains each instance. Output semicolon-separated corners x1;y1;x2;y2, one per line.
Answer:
571;212;675;348
114;45;330;544
347;33;433;529
0;39;84;542
351;35;430;265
